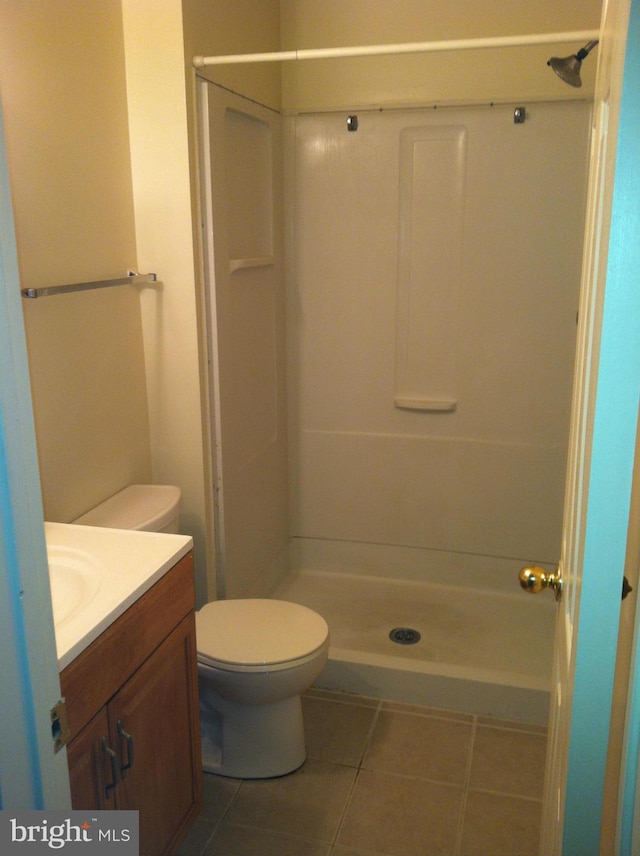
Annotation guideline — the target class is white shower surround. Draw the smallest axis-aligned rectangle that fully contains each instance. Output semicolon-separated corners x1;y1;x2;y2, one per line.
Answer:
200;84;592;723
279;101;592;722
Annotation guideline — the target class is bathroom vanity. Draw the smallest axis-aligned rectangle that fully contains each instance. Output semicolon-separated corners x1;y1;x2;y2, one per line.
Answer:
48;525;202;856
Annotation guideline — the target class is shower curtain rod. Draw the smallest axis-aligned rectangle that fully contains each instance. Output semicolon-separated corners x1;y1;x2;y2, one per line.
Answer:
193;29;600;67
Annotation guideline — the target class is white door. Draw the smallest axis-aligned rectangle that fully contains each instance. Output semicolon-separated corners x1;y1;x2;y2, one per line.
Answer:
538;0;638;851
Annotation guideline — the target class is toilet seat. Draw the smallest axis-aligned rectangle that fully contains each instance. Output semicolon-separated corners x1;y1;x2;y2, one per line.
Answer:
196;599;329;674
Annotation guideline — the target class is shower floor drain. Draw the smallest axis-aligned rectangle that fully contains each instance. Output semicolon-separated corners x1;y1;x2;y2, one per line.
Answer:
389;627;421;645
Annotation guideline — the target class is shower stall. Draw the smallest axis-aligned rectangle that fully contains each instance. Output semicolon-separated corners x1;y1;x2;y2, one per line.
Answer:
199;80;592;724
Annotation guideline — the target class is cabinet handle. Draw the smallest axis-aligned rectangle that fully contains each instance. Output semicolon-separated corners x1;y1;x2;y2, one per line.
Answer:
101;737;119;798
116;719;134;777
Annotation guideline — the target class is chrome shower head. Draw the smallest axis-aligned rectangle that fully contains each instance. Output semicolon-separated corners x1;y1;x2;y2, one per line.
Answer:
547;39;599;88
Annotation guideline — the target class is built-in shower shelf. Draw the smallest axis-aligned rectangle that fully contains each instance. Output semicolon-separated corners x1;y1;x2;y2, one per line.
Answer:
229;256;275;274
394;397;458;412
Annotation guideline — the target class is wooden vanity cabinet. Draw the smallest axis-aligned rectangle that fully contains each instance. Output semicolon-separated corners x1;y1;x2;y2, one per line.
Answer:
61;552;202;856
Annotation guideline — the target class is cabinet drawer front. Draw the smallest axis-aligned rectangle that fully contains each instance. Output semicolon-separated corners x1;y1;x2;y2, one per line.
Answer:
61;552;194;736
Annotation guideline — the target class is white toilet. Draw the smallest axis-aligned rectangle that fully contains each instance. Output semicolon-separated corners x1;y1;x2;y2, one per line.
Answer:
196;598;328;778
73;484;330;779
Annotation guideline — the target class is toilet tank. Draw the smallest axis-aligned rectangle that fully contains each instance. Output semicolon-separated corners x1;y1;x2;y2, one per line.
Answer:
72;485;181;533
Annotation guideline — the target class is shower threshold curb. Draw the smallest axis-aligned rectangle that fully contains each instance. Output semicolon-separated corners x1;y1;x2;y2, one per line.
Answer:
316;656;550;726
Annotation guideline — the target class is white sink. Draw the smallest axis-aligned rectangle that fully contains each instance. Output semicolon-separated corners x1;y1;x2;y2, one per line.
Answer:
45;522;193;669
47;544;102;626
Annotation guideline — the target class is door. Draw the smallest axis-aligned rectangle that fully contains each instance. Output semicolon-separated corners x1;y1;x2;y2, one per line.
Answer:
538;0;640;852
198;79;288;600
0;100;71;809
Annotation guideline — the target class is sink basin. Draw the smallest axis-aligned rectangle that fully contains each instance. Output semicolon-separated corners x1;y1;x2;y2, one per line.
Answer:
45;522;193;669
47;545;102;626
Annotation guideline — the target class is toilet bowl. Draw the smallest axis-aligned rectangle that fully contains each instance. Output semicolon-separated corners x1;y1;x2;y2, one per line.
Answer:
72;484;330;779
196;598;329;778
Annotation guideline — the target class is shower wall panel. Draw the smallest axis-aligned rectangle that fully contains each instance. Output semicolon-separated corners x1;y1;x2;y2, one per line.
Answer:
201;82;288;599
287;102;591;568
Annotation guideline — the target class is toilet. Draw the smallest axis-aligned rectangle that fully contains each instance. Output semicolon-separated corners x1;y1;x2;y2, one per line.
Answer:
196;598;328;778
72;484;330;779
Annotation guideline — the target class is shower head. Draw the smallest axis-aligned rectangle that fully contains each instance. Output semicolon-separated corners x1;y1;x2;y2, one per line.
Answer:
547;40;599;87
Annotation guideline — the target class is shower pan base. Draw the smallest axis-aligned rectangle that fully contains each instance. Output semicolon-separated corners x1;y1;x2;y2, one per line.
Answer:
272;564;554;725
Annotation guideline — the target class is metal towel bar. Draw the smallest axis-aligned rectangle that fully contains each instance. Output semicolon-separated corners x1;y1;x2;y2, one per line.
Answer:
21;272;157;299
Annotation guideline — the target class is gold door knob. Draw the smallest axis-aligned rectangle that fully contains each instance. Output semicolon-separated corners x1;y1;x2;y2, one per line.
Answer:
519;564;563;601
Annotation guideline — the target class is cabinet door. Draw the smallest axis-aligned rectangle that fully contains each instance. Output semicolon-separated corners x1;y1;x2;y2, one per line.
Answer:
67;707;117;810
109;615;201;856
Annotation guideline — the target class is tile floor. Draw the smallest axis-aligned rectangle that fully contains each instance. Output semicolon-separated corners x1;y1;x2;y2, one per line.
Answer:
177;688;547;856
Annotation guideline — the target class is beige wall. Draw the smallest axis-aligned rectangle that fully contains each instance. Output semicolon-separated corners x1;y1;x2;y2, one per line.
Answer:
0;1;137;287
280;0;602;111
24;288;152;523
183;0;282;111
0;0;152;523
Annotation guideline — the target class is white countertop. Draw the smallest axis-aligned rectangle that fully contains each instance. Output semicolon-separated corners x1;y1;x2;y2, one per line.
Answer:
45;522;193;670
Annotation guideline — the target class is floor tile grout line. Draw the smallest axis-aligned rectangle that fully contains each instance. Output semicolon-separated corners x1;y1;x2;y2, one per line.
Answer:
212;819;354;855
379;705;476;725
350;766;481;791
195;826;216;856
328;841;395;856
454;713;478;856
308;687;547;733
196;779;243;854
476;719;549;737
327;842;392;856
216;818;336;842
330;699;384;849
331;766;366;850
467;785;544;802
382;700;547;733
305;689;381;709
358;697;385;765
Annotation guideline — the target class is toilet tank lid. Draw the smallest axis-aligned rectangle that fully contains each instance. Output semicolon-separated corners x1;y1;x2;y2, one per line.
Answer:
196;599;329;667
72;485;181;531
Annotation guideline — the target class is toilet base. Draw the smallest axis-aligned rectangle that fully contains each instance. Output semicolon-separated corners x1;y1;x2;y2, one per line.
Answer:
199;683;307;778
